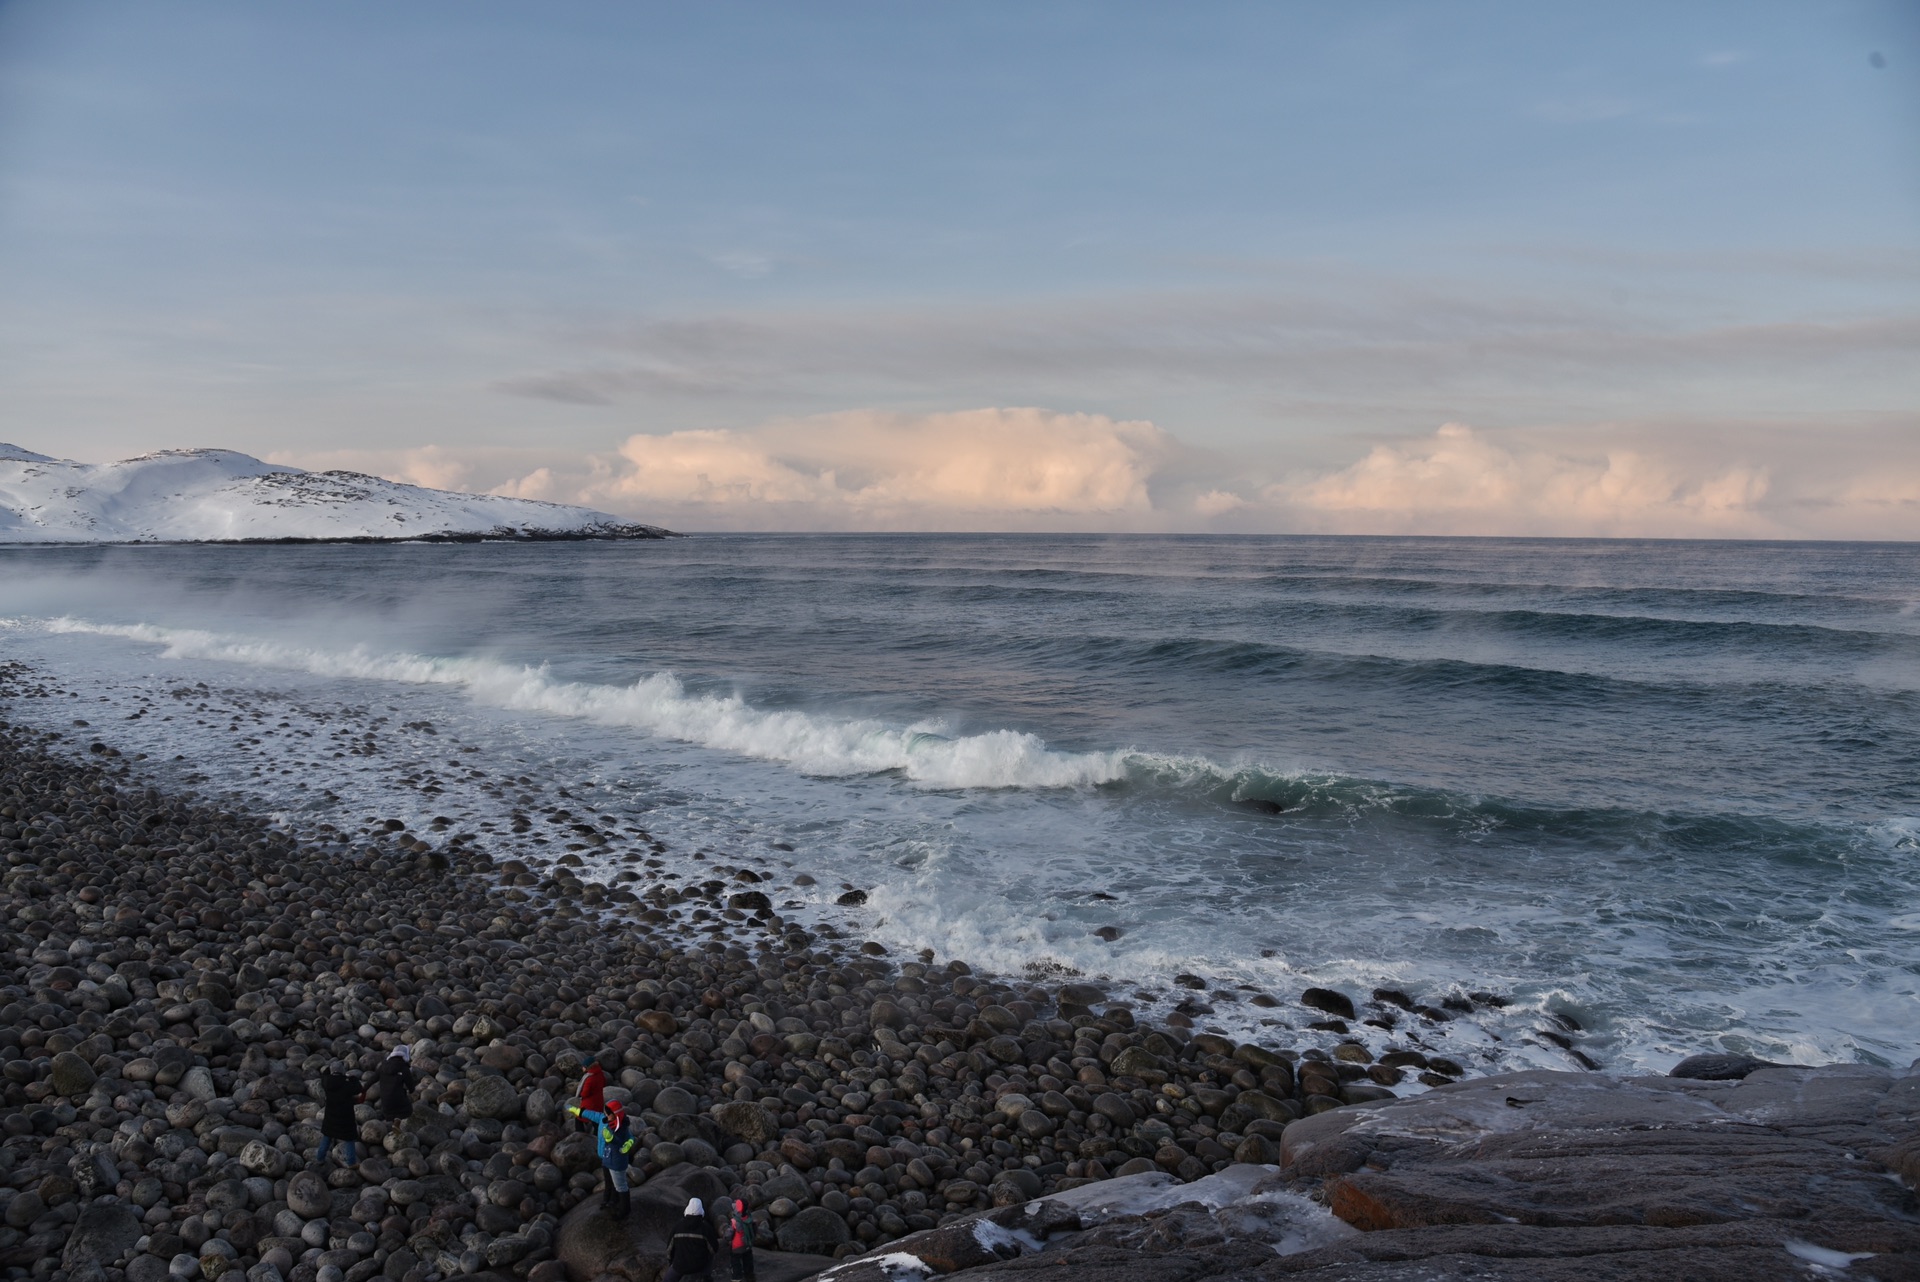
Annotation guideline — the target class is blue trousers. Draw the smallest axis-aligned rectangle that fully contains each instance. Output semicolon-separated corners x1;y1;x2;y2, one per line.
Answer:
317;1137;358;1165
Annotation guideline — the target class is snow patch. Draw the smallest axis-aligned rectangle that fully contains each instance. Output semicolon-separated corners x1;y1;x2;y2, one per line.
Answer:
971;1218;1042;1256
1030;1166;1353;1258
1784;1240;1875;1270
1036;1166;1280;1223
814;1253;930;1281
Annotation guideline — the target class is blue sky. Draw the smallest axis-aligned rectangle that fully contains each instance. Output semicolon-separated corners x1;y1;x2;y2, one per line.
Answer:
2;1;1915;533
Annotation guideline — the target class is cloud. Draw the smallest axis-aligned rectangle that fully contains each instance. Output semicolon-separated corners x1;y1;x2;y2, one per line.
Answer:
1192;489;1250;517
264;444;474;492
481;290;1920;445
424;411;1918;539
1272;423;1776;536
549;408;1169;529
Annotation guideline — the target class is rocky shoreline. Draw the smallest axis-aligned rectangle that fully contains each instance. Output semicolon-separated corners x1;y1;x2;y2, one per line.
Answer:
1;707;1916;1282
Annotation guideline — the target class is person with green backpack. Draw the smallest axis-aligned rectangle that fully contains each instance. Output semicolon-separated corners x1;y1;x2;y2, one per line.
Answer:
726;1198;756;1282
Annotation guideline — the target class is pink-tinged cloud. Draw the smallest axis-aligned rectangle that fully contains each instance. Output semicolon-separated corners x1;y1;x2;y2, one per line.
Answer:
570;408;1170;528
1274;424;1776;537
346;409;1914;539
266;445;477;493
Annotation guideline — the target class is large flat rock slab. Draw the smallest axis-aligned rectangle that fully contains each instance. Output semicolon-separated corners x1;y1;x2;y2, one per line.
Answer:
1267;1061;1920;1280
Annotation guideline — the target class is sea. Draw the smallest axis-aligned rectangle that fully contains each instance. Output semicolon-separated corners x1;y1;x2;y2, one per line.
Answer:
2;535;1915;1079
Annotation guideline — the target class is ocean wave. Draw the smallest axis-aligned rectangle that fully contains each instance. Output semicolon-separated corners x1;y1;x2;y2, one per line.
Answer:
30;615;1910;842
38;617;1135;790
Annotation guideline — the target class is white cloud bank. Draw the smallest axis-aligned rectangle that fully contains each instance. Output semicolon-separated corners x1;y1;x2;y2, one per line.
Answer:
330;410;1915;539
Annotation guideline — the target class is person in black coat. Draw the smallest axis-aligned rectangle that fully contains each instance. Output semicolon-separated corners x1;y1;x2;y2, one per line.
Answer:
662;1198;719;1282
372;1046;416;1129
316;1061;361;1167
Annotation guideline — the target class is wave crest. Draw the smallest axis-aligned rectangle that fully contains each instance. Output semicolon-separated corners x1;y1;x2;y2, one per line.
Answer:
40;617;1133;790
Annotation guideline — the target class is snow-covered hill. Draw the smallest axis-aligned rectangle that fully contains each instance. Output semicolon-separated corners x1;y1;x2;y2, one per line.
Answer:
0;445;672;544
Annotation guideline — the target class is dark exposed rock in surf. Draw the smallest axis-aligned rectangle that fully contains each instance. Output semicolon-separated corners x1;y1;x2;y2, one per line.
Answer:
1668;1053;1778;1081
1299;988;1356;1021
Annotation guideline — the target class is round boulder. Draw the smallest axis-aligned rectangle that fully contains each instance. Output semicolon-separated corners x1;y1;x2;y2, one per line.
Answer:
463;1075;522;1120
7;1192;46;1230
238;1140;282;1178
716;1101;777;1145
285;1171;331;1220
48;1051;98;1097
775;1206;850;1255
180;1067;218;1102
127;1256;172;1282
1235;1090;1298;1123
1108;1046;1163;1077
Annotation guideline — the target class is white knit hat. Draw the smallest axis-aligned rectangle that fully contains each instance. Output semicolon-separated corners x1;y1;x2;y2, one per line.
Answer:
684;1198;704;1216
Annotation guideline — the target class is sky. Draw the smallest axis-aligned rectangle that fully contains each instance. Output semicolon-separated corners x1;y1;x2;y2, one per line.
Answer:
1;1;1916;535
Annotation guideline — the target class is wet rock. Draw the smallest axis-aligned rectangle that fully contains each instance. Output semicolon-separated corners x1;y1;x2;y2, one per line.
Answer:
1300;988;1356;1020
1236;1090;1299;1124
1668;1053;1776;1081
1059;983;1107;1008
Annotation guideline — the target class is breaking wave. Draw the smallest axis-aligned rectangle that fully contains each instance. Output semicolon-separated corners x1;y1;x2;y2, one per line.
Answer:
39;617;1136;791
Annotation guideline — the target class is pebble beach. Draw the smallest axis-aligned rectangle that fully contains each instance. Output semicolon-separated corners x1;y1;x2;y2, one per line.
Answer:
0;657;1482;1282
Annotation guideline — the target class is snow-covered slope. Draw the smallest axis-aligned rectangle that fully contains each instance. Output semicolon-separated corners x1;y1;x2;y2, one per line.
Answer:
0;445;672;544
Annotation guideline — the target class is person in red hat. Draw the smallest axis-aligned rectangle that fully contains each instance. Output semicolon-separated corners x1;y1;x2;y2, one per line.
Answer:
565;1095;640;1217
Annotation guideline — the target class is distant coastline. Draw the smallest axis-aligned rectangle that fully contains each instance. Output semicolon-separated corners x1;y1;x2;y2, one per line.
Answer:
0;526;680;547
0;445;672;545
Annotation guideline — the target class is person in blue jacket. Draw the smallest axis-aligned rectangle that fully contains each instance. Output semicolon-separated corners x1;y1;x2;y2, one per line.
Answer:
566;1097;641;1217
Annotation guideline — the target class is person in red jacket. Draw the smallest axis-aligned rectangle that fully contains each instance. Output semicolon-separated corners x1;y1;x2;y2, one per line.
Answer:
726;1198;756;1282
575;1054;608;1134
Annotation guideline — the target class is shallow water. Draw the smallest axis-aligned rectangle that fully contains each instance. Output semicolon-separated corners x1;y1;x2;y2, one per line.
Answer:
3;535;1915;1076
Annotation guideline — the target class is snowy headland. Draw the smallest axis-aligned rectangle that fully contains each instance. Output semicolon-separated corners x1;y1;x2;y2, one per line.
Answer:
0;444;671;544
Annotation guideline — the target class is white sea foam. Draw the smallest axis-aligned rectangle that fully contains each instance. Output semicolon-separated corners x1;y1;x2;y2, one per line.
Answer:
38;617;1134;791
